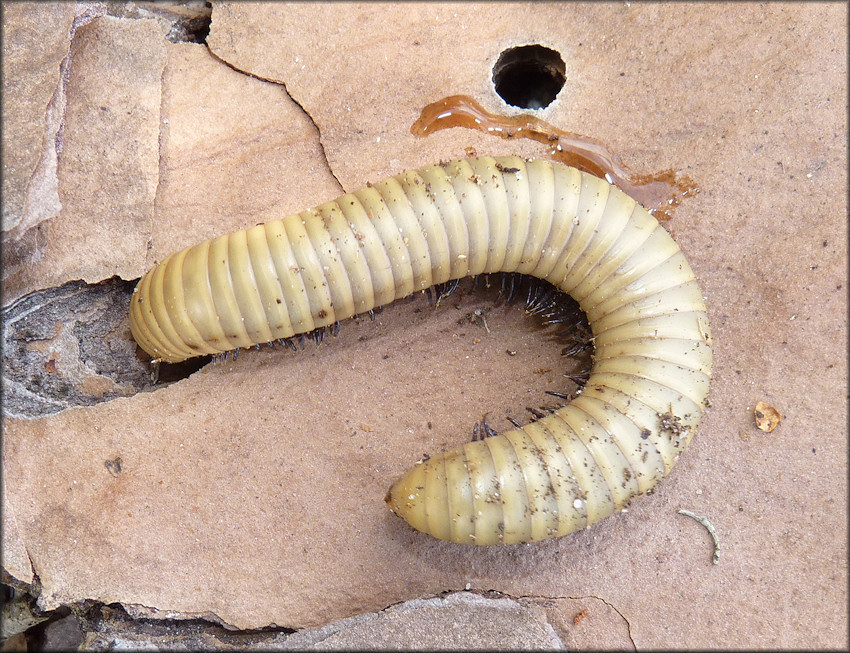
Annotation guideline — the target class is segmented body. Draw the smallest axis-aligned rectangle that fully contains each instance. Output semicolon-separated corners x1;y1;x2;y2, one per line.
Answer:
129;156;712;545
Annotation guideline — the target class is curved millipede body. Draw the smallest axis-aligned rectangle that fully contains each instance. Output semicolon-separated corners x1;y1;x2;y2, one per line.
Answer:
129;156;712;545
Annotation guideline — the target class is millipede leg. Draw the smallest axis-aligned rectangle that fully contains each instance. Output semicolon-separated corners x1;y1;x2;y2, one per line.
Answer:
482;415;498;438
526;406;547;421
472;415;499;441
499;273;519;303
437;278;461;305
561;342;590;357
566;368;591;386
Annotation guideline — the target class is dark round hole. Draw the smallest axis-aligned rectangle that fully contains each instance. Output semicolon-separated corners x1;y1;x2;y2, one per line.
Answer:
492;45;566;110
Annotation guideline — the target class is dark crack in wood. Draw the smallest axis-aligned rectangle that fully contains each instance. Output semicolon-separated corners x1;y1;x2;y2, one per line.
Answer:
203;47;345;193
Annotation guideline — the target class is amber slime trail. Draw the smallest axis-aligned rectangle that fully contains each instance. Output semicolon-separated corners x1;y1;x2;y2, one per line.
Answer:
411;95;698;222
130;156;712;545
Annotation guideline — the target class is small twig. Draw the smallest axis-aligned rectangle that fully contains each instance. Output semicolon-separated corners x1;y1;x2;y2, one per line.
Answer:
678;509;720;565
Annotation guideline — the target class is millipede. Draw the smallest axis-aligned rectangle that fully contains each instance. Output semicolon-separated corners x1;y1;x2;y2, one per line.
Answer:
129;155;712;545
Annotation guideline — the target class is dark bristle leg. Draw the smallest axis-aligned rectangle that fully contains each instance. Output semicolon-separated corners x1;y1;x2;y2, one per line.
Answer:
545;390;572;400
539;306;569;322
506;416;522;428
544;315;579;326
472;415;499;441
440;278;460;303
506;274;519;303
561;342;590;357
527;406;547;420
499;274;518;303
482;416;498;439
525;280;544;312
526;285;557;315
566;369;591;385
525;280;536;310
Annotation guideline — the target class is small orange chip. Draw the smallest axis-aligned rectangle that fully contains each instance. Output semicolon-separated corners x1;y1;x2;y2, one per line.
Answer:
754;401;781;432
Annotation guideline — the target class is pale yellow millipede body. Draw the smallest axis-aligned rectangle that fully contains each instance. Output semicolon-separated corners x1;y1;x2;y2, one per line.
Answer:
129;156;712;545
